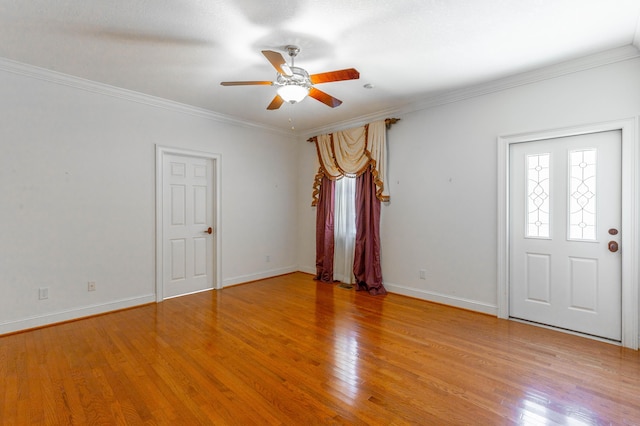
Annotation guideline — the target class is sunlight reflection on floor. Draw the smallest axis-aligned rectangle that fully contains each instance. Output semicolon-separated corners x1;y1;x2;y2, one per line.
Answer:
518;391;602;425
332;331;361;403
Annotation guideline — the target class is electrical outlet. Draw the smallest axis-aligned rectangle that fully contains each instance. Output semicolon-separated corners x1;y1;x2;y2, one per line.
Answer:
38;287;49;300
88;281;96;292
419;269;427;280
265;255;270;263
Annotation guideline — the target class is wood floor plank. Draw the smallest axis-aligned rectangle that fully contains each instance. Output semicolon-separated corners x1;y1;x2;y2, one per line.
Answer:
1;272;639;424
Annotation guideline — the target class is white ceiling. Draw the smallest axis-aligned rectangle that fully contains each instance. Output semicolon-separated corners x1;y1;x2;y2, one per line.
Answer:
1;0;639;133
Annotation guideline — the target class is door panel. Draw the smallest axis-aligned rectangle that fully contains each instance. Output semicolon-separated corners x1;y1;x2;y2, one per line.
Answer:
509;131;621;340
194;237;207;277
171;239;186;280
163;154;215;298
194;186;207;224
569;257;597;311
171;185;185;225
525;253;550;303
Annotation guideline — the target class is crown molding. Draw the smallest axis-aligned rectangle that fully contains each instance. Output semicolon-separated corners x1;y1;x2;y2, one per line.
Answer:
405;45;640;115
300;107;401;139
2;44;638;140
302;45;640;138
0;57;291;136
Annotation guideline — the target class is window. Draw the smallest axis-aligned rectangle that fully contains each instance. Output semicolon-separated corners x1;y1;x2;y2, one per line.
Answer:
526;153;550;238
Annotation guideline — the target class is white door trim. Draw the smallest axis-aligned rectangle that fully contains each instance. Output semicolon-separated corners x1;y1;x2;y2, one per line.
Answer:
497;118;638;349
155;145;222;302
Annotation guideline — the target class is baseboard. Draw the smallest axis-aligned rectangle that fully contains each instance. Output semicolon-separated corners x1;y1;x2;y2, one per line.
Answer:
291;269;497;315
222;266;299;287
0;294;156;335
297;265;316;275
384;282;498;316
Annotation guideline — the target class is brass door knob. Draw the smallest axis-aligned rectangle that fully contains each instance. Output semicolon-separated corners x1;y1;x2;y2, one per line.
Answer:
608;241;619;253
205;227;213;235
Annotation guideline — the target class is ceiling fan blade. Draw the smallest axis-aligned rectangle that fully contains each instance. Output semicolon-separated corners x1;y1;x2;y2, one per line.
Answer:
220;81;273;86
267;95;285;110
261;50;293;76
308;87;342;108
310;68;360;84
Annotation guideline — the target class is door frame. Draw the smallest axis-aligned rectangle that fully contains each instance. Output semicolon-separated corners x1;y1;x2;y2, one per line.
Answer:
155;145;222;302
497;118;638;349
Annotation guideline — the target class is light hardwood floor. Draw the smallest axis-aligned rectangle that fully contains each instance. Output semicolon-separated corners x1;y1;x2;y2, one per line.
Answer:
2;272;639;425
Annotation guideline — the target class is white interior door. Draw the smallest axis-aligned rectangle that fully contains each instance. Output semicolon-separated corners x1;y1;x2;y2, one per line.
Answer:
162;153;215;299
509;130;621;341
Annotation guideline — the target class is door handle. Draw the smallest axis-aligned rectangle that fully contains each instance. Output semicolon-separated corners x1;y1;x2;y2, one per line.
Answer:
205;227;213;235
608;241;619;253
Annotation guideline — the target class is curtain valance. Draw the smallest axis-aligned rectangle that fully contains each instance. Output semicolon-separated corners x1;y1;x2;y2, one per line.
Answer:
312;120;389;206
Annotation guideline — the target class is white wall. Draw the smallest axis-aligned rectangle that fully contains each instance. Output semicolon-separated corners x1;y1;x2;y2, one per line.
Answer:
0;65;298;334
2;54;638;337
297;58;640;319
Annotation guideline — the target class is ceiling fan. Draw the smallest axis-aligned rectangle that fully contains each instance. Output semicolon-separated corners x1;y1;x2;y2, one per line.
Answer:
220;45;360;110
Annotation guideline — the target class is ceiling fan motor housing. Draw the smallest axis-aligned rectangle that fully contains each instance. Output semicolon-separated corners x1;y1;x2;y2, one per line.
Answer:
276;66;311;88
220;46;357;109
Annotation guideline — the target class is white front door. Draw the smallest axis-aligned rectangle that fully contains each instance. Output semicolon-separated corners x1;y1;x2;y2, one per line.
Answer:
162;153;215;299
509;130;622;341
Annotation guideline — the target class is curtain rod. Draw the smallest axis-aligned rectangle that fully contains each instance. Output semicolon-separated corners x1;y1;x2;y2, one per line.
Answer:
306;118;401;143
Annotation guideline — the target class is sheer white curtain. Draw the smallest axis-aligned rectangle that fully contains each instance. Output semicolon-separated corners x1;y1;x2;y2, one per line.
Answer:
312;120;390;286
333;176;356;284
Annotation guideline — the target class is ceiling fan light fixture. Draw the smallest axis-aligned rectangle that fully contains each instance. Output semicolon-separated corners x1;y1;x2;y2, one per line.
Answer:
277;84;308;103
220;47;358;110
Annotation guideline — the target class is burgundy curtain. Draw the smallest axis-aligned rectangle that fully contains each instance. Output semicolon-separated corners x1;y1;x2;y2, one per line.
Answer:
315;176;335;282
353;168;387;295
